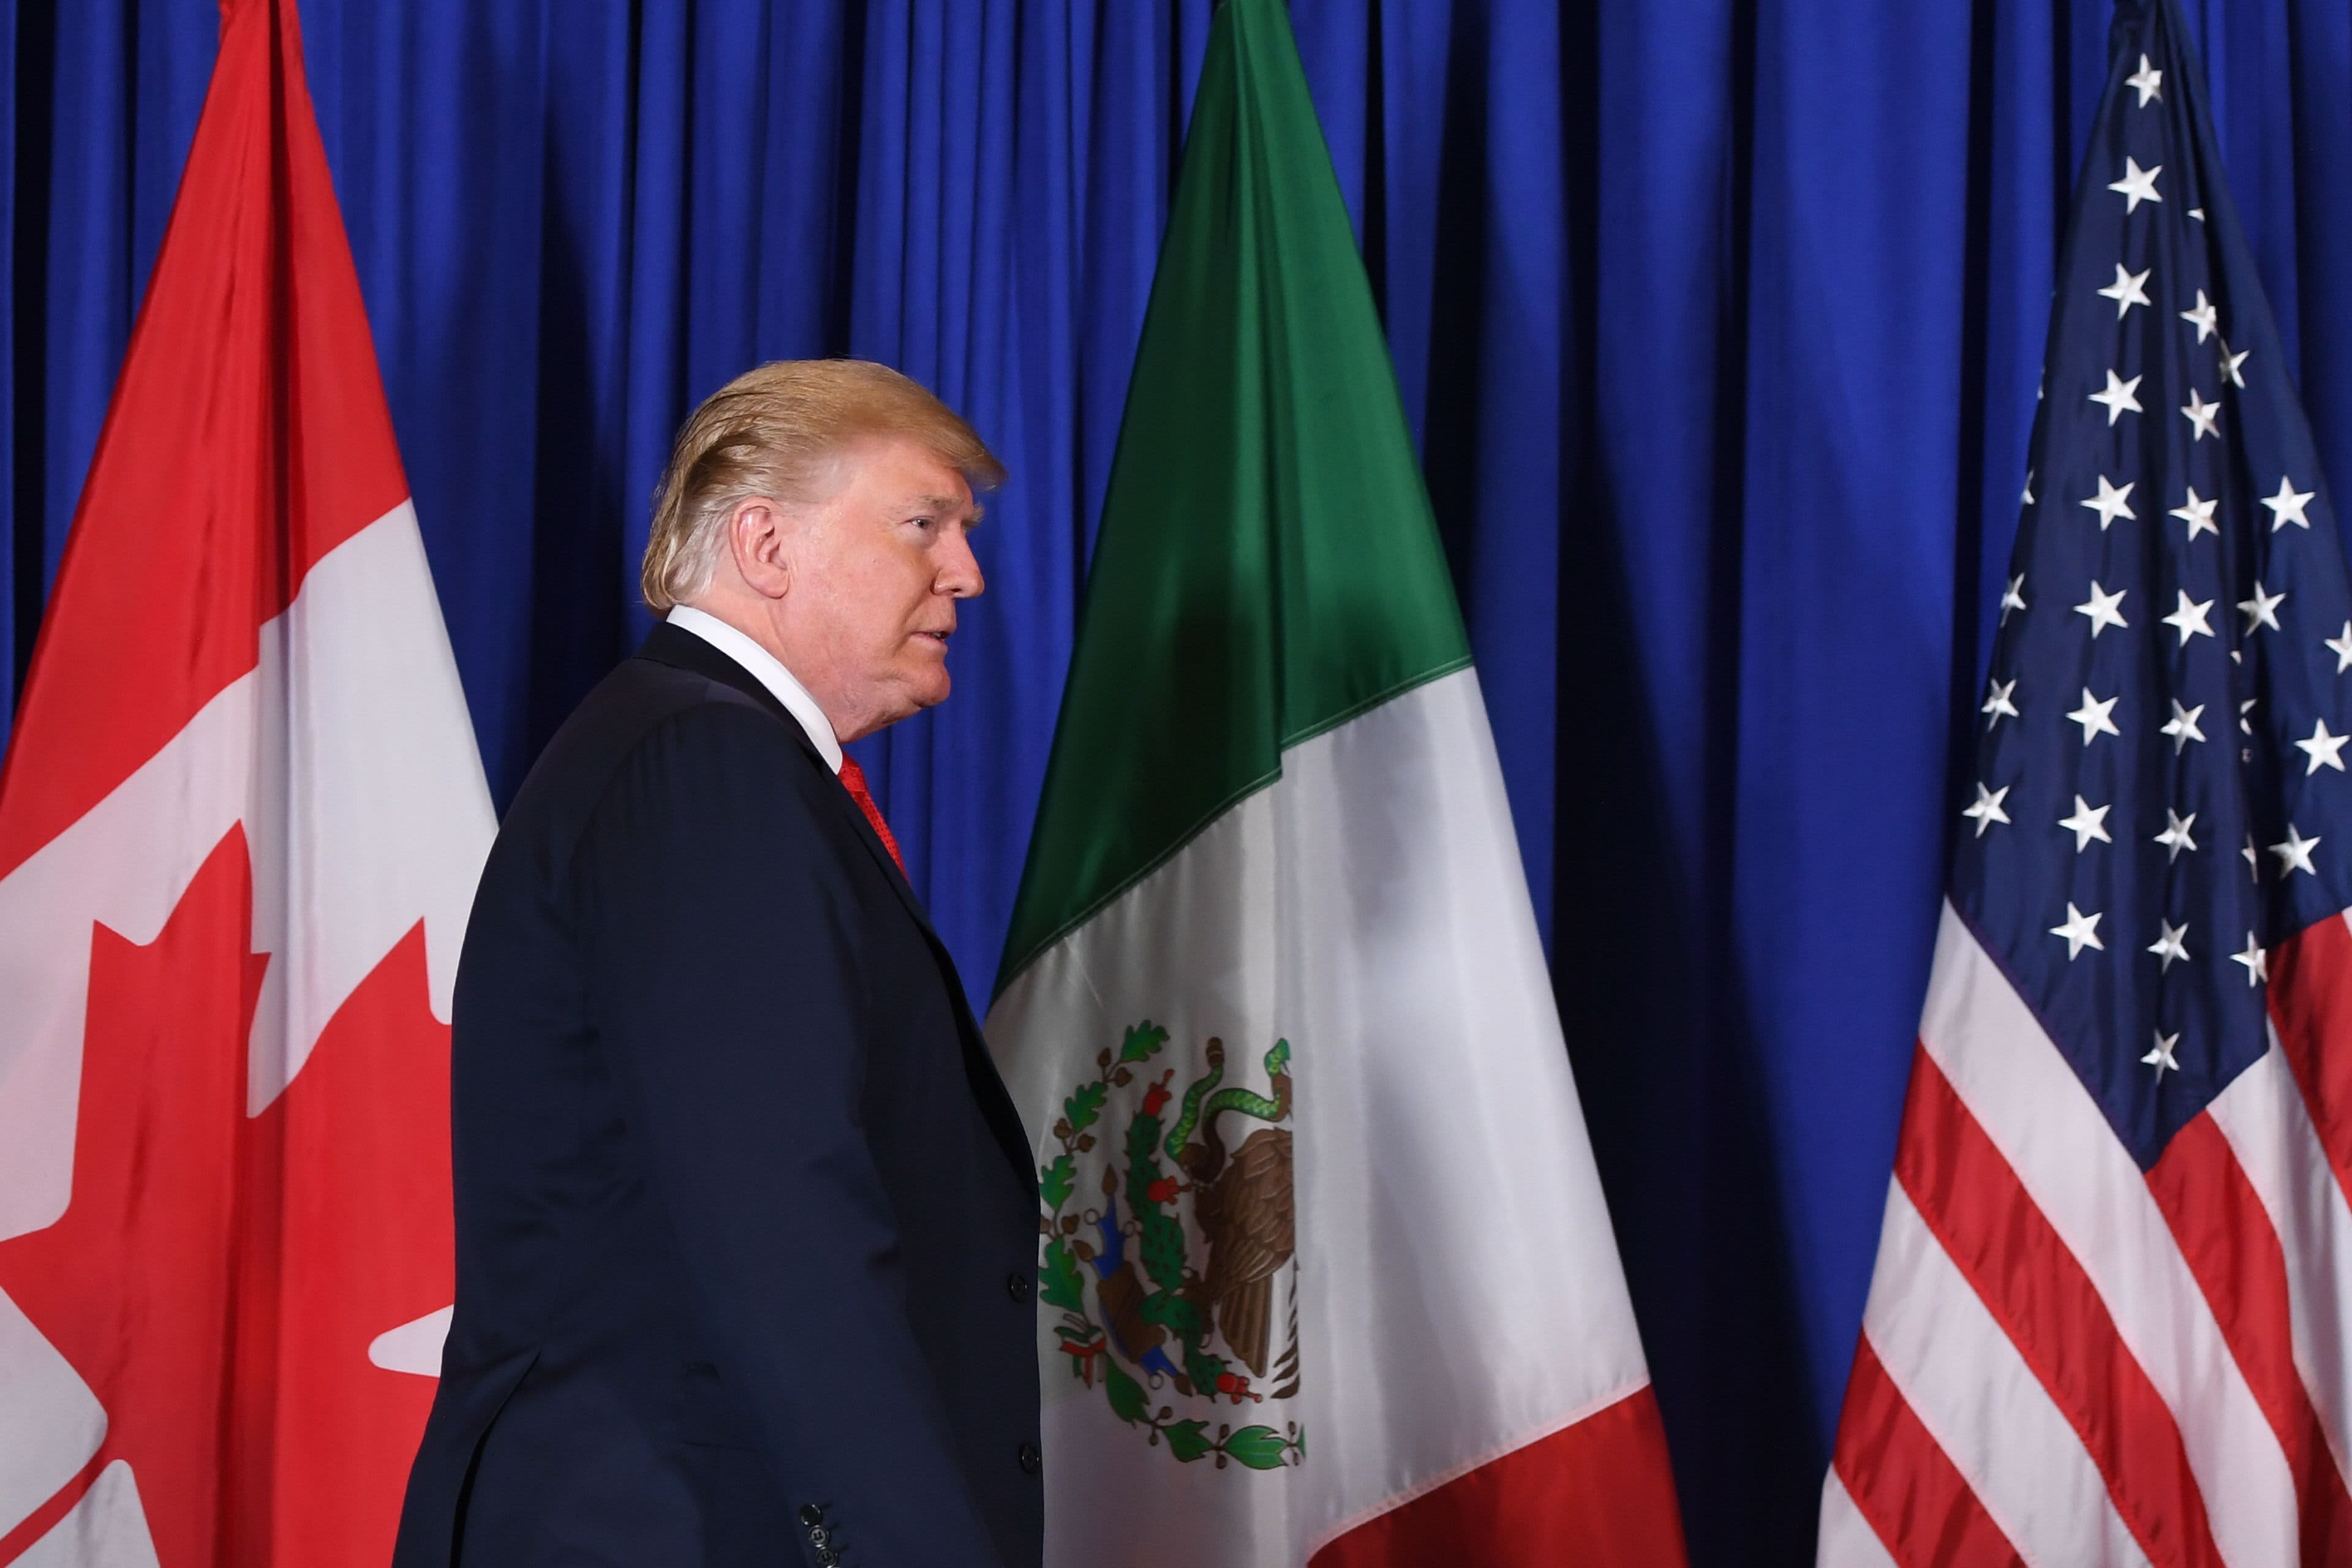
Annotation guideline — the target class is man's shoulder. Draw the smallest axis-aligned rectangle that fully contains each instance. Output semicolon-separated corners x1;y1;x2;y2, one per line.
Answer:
586;648;777;736
503;653;824;852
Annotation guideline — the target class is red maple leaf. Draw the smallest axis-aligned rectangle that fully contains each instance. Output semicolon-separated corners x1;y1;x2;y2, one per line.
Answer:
0;825;453;1565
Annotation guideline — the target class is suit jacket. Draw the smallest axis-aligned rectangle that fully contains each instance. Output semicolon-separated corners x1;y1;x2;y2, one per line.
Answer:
392;622;1043;1568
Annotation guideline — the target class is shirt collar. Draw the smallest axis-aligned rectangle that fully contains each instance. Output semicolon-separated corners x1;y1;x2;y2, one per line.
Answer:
665;605;844;774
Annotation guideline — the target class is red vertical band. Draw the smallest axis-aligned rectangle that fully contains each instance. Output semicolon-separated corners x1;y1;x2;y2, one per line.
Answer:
0;0;408;881
1308;1387;1687;1568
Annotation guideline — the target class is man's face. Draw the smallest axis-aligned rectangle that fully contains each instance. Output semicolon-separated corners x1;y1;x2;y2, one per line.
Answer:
783;436;985;741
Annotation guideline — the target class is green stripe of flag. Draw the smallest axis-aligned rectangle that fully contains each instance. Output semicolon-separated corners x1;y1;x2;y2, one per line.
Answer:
994;0;1471;995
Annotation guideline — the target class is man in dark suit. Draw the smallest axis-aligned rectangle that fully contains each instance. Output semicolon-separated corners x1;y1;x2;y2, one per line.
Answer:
393;361;1042;1568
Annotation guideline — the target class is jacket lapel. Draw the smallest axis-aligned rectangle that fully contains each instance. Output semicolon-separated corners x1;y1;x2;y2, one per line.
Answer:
634;624;1036;1189
639;625;938;930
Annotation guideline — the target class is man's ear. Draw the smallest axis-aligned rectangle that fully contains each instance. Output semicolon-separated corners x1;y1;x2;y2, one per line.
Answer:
727;498;793;601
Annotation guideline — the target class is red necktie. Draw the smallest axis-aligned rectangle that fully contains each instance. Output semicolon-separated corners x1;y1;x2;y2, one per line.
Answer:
836;756;906;876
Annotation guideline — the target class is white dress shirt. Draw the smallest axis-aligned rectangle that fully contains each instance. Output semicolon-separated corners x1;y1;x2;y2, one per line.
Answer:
665;605;843;775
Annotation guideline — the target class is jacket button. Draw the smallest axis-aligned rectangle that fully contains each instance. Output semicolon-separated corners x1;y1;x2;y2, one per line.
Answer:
798;1503;824;1529
1019;1441;1042;1475
1007;1270;1032;1303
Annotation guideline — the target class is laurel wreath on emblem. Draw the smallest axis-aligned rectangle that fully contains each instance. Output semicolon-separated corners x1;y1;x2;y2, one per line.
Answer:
1038;1021;1305;1470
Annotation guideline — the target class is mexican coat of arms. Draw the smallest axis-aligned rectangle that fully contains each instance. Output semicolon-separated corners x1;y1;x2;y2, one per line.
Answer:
1038;1022;1304;1470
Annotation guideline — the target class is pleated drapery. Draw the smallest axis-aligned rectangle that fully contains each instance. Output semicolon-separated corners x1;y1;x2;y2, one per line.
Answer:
7;2;2352;1561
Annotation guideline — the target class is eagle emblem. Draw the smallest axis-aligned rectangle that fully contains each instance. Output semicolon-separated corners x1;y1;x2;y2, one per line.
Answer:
1039;1022;1305;1470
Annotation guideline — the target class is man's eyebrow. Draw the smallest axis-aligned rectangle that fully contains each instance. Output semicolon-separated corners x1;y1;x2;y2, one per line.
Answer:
908;493;983;523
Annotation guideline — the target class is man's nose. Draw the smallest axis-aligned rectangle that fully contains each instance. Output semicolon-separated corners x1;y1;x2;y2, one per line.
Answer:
938;527;986;598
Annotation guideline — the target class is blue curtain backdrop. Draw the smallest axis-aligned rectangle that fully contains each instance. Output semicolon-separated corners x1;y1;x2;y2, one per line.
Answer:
6;1;2351;1561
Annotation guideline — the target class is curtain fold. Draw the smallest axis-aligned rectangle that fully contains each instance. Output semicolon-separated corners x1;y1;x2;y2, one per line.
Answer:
7;1;2352;1561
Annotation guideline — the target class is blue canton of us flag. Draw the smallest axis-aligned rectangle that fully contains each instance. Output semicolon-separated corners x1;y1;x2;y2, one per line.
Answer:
1956;0;2352;1171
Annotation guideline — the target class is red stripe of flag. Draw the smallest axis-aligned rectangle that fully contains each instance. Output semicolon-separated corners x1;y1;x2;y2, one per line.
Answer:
1829;1335;2023;1567
2269;914;2352;1224
1895;1048;2225;1568
2146;1110;2352;1565
1307;1387;1686;1568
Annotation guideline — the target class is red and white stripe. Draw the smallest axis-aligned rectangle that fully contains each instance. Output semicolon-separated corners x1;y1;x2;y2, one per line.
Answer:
1822;901;2352;1567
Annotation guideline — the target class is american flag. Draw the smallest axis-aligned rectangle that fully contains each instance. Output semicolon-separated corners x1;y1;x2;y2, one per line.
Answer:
1818;2;2352;1564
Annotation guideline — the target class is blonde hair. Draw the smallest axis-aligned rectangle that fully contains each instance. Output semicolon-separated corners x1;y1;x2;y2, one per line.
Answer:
641;359;1005;612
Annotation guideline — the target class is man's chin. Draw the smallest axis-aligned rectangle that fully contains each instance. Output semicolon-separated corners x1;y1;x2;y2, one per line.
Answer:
899;668;952;713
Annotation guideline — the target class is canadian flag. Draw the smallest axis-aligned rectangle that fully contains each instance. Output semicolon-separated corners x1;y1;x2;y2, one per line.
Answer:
0;0;491;1563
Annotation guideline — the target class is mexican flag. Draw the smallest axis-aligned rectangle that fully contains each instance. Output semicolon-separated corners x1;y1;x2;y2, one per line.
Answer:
983;2;1687;1562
